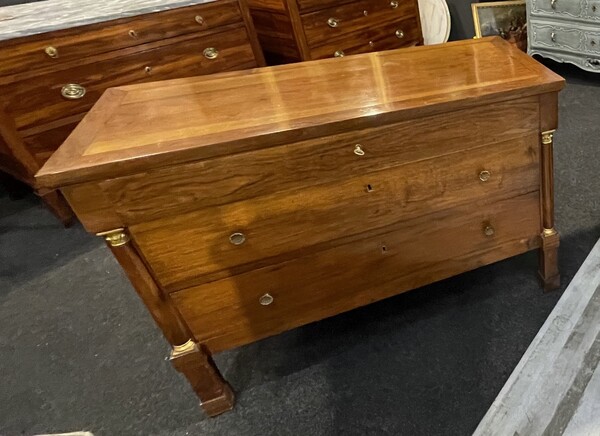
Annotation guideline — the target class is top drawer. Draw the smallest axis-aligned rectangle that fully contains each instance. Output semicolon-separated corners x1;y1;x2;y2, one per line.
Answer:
297;0;354;13
0;0;242;78
529;0;583;19
301;0;417;47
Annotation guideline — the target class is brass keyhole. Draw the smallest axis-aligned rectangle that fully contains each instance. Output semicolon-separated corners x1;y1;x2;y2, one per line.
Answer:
128;29;138;39
259;293;274;306
366;184;374;193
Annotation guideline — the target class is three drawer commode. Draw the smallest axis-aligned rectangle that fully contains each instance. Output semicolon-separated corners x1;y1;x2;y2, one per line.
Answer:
36;37;565;416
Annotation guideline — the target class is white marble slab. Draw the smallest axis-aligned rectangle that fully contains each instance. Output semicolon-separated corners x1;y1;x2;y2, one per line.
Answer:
0;0;217;41
474;238;600;436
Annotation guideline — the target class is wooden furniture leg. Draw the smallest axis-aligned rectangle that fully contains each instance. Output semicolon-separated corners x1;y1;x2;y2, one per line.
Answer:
38;190;75;227
539;129;560;291
97;228;234;416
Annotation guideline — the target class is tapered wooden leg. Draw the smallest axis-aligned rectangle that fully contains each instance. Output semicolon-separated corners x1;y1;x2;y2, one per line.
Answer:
38;190;75;227
539;229;560;291
170;340;235;417
98;229;234;416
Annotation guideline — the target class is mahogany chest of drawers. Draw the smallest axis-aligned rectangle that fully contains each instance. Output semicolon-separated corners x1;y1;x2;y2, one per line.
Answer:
37;37;563;416
247;0;423;63
0;0;264;224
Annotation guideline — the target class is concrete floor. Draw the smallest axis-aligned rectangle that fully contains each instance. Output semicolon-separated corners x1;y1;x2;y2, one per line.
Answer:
1;60;599;435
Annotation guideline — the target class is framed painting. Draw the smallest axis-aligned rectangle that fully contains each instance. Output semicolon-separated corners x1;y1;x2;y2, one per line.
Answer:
472;1;527;51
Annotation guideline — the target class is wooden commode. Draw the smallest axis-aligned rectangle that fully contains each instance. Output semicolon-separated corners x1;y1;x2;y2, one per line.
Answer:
36;37;564;416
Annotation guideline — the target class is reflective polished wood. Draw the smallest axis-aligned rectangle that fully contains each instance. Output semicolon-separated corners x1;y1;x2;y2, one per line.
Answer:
36;37;564;416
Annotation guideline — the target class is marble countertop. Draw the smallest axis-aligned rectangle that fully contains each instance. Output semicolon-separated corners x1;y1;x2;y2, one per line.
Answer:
0;0;217;41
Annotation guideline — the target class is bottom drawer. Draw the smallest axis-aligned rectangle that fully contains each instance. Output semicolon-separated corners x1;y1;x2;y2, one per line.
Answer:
172;192;541;353
309;17;421;59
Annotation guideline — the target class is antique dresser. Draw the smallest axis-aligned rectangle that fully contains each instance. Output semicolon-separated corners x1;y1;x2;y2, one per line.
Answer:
0;0;265;224
528;0;600;72
247;0;423;63
37;37;564;416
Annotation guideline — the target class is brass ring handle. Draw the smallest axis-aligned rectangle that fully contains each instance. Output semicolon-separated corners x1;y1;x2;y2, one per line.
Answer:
195;15;205;24
396;29;405;39
551;0;557;9
390;0;399;8
479;170;491;182
334;50;345;57
259;293;274;306
61;83;86;100
484;226;495;237
203;47;219;59
128;29;138;39
229;232;246;245
327;17;340;28
45;46;58;58
551;32;556;42
144;66;152;74
354;144;365;156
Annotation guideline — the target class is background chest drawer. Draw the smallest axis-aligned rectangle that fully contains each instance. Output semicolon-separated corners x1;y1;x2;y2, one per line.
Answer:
129;134;540;292
301;0;416;48
0;1;243;79
171;192;542;353
529;0;583;19
530;23;583;52
1;27;256;130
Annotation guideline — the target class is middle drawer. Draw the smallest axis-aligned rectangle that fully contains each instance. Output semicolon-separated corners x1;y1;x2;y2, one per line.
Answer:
130;134;540;292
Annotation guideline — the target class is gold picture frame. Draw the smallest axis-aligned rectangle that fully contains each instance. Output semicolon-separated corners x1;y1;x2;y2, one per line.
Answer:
472;0;527;51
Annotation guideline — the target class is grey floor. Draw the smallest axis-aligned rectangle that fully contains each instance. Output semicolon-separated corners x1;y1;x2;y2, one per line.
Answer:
1;60;599;436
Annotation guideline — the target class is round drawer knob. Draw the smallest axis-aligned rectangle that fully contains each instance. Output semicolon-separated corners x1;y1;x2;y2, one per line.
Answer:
479;170;491;182
259;293;274;306
396;29;405;39
203;47;219;59
229;232;246;245
195;15;205;25
484;226;495;237
327;17;340;28
390;0;399;8
334;50;345;58
354;144;365;156
61;83;86;100
128;29;138;39
45;46;58;58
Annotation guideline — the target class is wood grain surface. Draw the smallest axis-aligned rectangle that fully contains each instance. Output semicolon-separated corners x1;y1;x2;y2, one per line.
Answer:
36;38;564;190
172;192;542;353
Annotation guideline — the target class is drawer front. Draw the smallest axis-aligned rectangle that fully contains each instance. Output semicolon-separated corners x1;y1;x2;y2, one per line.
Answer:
530;22;583;53
171;192;542;353
529;0;583;19
21;118;81;165
296;0;355;13
301;0;418;48
2;27;256;130
130;134;541;292
309;18;420;59
99;97;539;225
0;1;243;78
584;1;600;21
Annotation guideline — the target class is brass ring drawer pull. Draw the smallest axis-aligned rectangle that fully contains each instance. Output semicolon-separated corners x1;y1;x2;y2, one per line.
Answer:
203;47;219;59
354;144;365;156
390;0;399;8
334;50;345;57
229;232;246;245
259;293;274;306
479;170;491;182
195;15;205;25
144;66;152;74
45;46;58;58
484;226;495;237
328;17;340;28
396;29;405;39
128;29;138;39
61;83;86;100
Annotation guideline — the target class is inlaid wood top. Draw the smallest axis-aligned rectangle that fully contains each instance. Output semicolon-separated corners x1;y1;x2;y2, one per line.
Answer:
36;37;564;189
0;0;216;41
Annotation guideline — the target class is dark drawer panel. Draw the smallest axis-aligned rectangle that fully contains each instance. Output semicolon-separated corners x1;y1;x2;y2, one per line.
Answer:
2;27;256;130
0;0;243;78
